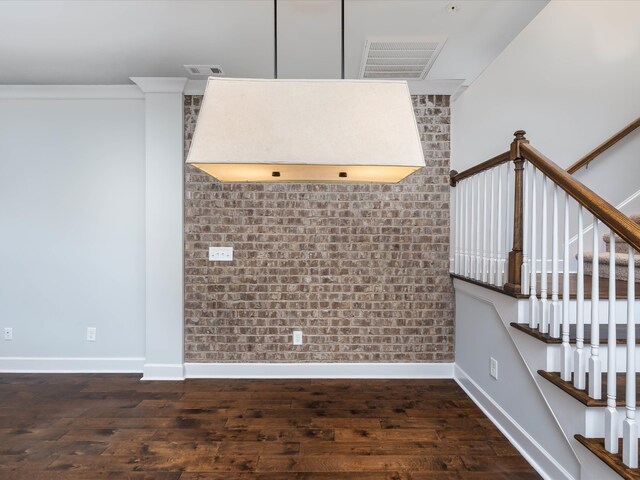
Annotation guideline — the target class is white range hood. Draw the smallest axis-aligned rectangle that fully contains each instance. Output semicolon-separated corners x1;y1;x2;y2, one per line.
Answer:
186;77;425;183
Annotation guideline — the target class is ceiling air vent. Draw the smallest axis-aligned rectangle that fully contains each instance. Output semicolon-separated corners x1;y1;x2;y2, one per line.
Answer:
359;38;446;80
184;65;225;76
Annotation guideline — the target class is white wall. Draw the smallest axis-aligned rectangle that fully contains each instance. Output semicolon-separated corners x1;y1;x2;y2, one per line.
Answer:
452;0;640;207
0;89;146;365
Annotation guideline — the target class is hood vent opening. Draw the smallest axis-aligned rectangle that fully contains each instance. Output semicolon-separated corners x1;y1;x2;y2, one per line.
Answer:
359;37;446;80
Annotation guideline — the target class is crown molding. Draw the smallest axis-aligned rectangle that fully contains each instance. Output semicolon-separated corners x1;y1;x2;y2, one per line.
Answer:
130;77;187;94
184;78;465;96
0;85;144;99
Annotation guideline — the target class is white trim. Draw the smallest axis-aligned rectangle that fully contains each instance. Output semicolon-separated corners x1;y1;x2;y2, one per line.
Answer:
130;77;187;93
407;79;465;95
0;85;144;99
0;356;144;373
183;78;464;96
184;362;454;379
452;84;469;102
142;363;185;381
184;79;207;95
455;364;575;480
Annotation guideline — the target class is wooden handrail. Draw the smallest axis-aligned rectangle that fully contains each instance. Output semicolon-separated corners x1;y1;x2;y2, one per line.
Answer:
519;140;640;253
566;117;640;174
449;151;511;186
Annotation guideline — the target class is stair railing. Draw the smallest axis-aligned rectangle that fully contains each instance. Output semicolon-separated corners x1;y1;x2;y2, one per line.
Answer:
451;131;640;467
567;117;640;174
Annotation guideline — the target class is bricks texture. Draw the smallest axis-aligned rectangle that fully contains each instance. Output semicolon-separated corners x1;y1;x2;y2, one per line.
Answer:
184;94;453;363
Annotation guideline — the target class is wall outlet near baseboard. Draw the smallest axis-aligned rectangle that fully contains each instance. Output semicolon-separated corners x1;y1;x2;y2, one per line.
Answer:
4;328;12;341
490;357;498;380
87;327;97;342
293;330;303;345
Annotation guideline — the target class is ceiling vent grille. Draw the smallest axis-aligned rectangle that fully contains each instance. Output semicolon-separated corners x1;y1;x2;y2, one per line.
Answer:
184;65;225;76
359;38;446;80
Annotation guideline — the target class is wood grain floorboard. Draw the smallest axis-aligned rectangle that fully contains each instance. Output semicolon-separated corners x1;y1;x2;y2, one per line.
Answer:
0;374;541;479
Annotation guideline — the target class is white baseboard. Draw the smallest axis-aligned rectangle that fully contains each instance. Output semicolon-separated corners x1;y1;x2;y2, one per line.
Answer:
0;356;144;373
454;365;574;480
142;363;185;381
184;362;454;379
0;359;454;379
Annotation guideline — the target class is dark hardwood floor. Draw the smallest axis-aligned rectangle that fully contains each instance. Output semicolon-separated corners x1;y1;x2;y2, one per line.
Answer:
0;374;540;479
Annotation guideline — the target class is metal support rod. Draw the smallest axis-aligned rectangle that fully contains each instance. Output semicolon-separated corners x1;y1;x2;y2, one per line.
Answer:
274;0;278;79
341;0;345;79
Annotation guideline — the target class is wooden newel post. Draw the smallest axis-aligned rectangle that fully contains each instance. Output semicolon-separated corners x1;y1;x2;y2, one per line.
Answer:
449;170;458;187
504;130;529;293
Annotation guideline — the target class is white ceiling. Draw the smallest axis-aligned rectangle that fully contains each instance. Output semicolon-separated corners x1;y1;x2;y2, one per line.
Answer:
0;0;548;92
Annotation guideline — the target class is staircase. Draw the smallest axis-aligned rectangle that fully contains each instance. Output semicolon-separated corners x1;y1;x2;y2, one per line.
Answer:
585;215;640;281
450;124;640;479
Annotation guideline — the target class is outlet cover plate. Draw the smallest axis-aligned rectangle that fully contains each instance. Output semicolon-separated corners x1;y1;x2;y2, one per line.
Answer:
490;357;498;380
293;330;303;345
4;328;12;340
87;327;97;342
209;247;234;262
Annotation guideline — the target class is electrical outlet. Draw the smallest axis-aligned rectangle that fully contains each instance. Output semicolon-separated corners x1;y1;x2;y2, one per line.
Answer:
209;247;233;262
293;330;303;345
4;328;12;341
490;357;498;380
87;327;96;342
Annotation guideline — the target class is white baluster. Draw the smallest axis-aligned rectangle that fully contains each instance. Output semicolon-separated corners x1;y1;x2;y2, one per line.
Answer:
623;246;637;467
454;181;460;274
464;179;470;277
529;167;538;329
470;175;476;279
561;193;571;381
539;176;549;334
550;184;561;338
589;220;602;399
574;205;586;389
489;167;496;285
604;230;618;453
496;164;504;286
482;171;488;283
522;162;530;294
476;172;482;279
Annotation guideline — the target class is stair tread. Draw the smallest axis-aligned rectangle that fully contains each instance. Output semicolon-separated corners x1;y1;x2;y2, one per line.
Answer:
604;232;636;245
510;322;640;345
584;251;640;267
451;272;640;299
575;435;640;479
538;370;640;407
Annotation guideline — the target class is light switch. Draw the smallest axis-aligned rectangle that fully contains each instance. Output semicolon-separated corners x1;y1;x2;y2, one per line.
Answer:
209;247;233;262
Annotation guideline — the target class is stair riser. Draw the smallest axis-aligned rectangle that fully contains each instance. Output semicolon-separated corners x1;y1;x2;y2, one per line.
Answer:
584;406;630;438
525;298;640;326
604;239;631;253
584;262;640;282
548;344;640;373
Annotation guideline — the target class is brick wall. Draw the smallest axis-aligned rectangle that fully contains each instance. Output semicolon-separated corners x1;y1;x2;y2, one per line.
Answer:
184;94;453;363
